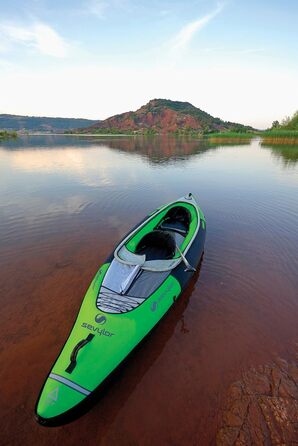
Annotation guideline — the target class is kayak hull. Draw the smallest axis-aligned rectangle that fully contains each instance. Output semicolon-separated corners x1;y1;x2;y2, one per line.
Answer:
35;195;206;426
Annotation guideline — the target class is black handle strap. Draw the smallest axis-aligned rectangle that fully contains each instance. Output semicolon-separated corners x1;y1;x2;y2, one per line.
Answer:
65;333;94;374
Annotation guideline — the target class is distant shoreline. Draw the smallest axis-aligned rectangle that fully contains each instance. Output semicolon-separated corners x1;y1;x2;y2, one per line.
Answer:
2;131;298;145
23;133;135;137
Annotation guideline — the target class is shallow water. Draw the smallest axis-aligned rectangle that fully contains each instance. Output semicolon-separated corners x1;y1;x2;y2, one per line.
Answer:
0;135;297;445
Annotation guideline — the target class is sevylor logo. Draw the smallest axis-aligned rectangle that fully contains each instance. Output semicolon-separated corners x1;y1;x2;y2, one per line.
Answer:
95;314;106;325
81;322;114;337
150;282;174;312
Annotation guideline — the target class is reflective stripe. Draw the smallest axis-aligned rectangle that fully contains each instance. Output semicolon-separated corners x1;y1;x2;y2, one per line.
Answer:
49;373;91;396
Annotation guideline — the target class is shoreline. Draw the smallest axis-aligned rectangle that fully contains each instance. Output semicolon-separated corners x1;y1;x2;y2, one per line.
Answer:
19;133;136;137
17;132;253;141
3;132;298;145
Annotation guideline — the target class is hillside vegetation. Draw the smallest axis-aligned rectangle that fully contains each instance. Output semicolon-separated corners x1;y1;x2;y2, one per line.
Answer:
0;114;98;132
0;130;17;139
271;111;298;131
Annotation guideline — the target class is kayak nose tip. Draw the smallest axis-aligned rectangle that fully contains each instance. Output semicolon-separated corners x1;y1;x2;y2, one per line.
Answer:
35;376;87;426
34;403;68;427
35;412;48;426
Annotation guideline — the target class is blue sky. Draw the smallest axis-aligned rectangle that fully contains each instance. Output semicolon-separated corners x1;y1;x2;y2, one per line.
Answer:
0;0;297;128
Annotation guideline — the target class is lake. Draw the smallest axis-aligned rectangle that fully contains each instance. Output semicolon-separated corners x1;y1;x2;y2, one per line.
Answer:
1;135;297;445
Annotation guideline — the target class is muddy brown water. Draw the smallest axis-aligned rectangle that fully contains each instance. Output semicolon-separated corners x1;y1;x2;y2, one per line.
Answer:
0;136;297;445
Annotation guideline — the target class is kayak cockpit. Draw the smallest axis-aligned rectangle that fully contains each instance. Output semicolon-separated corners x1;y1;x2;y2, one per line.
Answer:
96;195;200;314
114;196;199;272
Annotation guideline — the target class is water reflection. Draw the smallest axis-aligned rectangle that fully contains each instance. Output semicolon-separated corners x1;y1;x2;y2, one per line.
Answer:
261;143;298;166
1;135;298;168
94;135;217;164
0;134;220;165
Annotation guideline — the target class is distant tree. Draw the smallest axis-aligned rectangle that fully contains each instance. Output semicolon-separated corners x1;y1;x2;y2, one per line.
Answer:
230;125;246;133
271;120;280;129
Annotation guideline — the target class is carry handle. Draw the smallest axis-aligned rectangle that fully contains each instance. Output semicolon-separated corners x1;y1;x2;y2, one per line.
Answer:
65;334;94;374
175;244;196;273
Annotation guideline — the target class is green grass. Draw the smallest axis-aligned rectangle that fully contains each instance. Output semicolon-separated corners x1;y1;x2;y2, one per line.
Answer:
207;129;298;144
0;130;17;139
258;130;298;144
206;131;255;138
258;130;298;137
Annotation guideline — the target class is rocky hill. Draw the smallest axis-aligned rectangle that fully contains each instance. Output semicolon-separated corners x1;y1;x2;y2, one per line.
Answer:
80;99;253;134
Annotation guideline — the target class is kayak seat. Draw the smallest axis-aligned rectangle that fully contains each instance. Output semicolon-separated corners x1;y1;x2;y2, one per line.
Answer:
158;206;191;235
135;230;176;261
159;221;187;235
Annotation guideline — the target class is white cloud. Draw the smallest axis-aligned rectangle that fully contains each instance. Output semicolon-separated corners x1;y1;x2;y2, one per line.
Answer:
171;3;224;51
0;22;68;58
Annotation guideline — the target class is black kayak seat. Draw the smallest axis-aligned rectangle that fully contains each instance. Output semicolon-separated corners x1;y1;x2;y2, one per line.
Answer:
159;206;191;235
159;221;187;235
135;230;176;261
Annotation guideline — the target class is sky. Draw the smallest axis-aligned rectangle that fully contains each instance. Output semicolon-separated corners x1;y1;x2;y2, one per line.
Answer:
0;0;297;129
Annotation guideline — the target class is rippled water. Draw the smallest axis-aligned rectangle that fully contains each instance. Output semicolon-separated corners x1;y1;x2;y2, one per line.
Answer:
1;135;297;445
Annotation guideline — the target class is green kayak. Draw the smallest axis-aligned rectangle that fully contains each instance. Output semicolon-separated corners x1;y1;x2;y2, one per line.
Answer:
35;193;206;426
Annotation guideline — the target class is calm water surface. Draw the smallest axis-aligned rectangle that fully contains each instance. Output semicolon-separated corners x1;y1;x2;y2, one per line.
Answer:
0;136;297;445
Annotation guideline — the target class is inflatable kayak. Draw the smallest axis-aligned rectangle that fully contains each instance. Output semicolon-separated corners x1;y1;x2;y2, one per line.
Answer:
35;193;206;426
